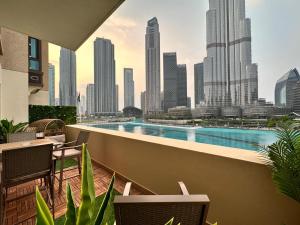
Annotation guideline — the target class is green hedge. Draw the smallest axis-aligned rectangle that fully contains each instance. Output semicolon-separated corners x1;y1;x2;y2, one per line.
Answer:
29;105;77;125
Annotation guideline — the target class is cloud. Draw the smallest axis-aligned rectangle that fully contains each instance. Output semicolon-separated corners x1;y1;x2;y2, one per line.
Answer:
104;16;137;29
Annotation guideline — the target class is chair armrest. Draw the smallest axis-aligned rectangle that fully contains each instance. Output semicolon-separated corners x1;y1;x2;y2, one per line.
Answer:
63;140;77;146
53;144;83;151
123;182;132;196
178;181;189;195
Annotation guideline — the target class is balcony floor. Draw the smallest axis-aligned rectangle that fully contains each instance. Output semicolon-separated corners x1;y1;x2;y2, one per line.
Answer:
4;162;144;225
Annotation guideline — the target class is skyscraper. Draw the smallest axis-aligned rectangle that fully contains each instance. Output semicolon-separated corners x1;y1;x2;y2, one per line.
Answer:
94;38;116;114
115;85;119;112
59;48;77;106
203;0;258;107
275;68;300;108
145;17;161;113
163;53;178;112
194;63;204;107
177;64;187;107
86;83;95;115
141;91;146;113
48;63;55;106
124;68;135;107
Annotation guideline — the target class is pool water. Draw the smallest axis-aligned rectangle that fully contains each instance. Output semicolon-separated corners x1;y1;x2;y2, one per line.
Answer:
89;122;277;151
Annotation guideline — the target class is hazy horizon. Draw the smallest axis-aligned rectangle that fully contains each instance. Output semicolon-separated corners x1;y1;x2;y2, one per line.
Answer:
49;0;300;109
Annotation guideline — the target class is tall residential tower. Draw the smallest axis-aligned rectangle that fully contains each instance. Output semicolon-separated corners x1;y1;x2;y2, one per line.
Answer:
145;17;161;113
194;63;204;107
94;38;116;114
86;83;95;115
48;63;55;106
124;68;135;107
59;48;77;106
203;0;258;107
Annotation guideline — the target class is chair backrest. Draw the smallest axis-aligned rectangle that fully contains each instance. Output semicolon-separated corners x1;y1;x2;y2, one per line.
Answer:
7;132;36;143
76;131;90;146
1;144;53;187
114;195;210;225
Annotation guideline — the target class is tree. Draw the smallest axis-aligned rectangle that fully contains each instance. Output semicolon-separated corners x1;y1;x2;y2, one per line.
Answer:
123;106;143;118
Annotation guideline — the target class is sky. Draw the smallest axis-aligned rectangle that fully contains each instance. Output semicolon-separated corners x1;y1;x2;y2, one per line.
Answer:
49;0;300;109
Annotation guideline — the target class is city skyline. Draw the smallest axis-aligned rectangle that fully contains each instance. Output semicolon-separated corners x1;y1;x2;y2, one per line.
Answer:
49;0;300;109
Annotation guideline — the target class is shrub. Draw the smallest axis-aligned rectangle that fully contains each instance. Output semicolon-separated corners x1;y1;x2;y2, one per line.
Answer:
0;119;28;143
261;124;300;203
29;105;76;124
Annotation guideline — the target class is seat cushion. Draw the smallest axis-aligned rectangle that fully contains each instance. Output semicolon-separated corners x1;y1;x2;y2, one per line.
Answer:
53;149;81;159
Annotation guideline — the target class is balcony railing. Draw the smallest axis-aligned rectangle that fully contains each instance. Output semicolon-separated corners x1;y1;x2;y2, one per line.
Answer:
66;124;300;225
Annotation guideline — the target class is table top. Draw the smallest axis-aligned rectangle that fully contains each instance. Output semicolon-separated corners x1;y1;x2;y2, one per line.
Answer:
0;139;55;154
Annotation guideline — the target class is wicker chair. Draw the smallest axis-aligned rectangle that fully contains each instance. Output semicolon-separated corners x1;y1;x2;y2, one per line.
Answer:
53;131;90;193
114;182;211;225
0;144;54;224
7;132;36;143
27;119;66;136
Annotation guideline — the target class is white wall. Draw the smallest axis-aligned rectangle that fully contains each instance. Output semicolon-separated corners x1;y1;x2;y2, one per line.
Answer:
29;90;49;105
0;69;28;122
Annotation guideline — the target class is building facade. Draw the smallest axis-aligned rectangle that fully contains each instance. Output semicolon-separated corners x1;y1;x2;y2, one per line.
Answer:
0;27;49;122
116;84;119;112
145;17;161;113
203;0;258;107
194;63;204;107
163;53;178;112
94;38;116;115
275;68;300;108
141;91;146;114
86;83;95;115
48;63;55;105
177;64;187;107
124;68;134;107
59;47;77;106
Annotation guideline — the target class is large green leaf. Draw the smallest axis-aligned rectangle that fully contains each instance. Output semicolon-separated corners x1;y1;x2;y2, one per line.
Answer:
76;144;96;225
261;124;300;202
64;183;77;225
94;174;115;225
35;187;54;225
165;218;174;225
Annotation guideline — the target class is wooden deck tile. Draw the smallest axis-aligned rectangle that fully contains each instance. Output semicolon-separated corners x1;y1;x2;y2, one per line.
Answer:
4;163;144;225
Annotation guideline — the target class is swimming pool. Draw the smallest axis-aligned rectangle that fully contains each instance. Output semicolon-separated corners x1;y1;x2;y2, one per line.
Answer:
88;122;277;151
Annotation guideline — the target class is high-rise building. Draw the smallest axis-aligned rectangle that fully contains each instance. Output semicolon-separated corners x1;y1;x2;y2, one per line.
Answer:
177;64;187;107
59;48;77;106
48;63;55;106
124;68;135;107
203;0;258;107
194;63;204;107
275;68;300;108
79;95;86;115
86;83;95;115
141;91;146;113
163;53;178;112
94;38;116;114
116;84;119;112
292;81;300;113
145;17;161;113
187;97;191;109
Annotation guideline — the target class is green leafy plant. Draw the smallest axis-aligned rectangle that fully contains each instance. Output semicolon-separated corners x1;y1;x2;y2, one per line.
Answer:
164;218;217;225
0;119;28;142
29;105;77;125
261;124;300;202
35;144;115;225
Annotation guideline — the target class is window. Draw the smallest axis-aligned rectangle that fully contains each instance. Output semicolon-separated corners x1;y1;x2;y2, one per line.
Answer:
28;37;41;71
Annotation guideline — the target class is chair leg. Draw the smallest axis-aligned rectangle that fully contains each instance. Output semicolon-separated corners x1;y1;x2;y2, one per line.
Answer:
77;156;81;175
59;158;64;194
49;175;55;219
